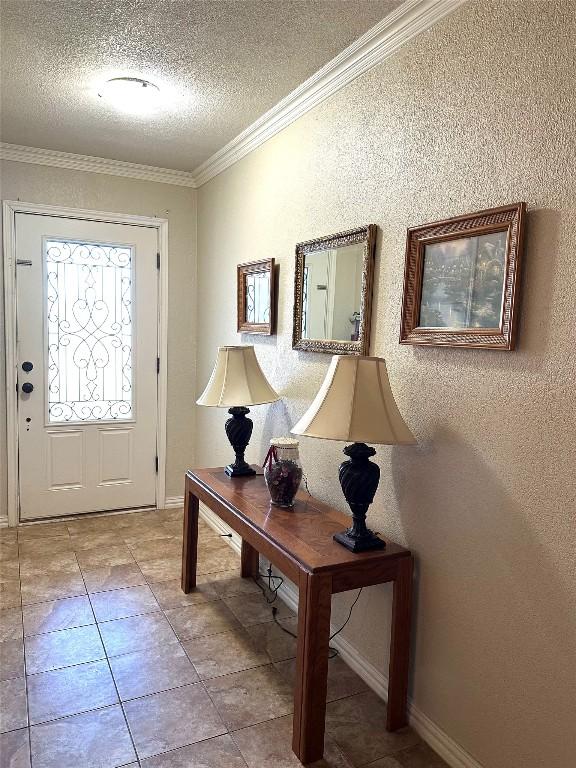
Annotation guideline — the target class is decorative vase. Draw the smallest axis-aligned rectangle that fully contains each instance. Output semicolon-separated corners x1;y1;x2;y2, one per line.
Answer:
263;438;303;509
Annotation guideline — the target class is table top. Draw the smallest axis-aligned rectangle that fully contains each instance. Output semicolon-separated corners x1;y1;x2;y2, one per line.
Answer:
187;467;410;576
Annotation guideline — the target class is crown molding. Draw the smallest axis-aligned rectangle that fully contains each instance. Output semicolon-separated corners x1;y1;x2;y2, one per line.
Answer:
193;0;466;186
0;143;197;188
0;0;464;190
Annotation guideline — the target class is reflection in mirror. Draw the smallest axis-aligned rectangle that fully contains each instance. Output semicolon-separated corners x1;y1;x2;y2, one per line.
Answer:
301;243;364;342
245;271;271;324
293;225;376;355
237;258;275;335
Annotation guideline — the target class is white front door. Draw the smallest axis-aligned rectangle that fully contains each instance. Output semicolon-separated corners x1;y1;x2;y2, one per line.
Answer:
15;214;159;521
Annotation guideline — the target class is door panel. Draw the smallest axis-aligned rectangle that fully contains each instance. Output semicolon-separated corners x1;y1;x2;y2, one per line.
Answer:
16;214;158;520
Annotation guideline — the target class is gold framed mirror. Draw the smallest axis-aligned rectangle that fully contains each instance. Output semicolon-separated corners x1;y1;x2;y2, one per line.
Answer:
292;225;377;355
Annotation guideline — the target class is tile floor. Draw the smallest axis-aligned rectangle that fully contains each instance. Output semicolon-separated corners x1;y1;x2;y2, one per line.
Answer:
0;508;448;768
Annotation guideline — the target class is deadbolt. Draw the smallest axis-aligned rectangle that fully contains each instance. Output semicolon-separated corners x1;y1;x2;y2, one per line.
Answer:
22;361;33;373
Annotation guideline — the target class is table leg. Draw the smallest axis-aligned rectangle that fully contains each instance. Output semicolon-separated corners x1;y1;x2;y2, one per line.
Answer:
386;555;413;730
181;487;199;593
292;570;332;763
241;540;259;579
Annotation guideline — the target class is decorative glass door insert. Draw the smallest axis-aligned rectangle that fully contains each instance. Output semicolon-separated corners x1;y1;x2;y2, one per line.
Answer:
45;239;133;422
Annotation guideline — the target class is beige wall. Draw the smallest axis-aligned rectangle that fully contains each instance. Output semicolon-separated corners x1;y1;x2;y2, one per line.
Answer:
196;2;576;767
0;161;197;517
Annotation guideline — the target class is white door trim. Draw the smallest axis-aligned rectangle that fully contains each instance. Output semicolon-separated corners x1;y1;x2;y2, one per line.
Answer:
2;200;169;526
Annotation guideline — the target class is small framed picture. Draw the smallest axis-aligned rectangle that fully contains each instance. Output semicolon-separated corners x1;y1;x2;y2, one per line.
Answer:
399;203;526;349
237;258;276;335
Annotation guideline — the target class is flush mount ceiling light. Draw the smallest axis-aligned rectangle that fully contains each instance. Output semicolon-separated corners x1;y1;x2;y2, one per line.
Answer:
98;77;161;115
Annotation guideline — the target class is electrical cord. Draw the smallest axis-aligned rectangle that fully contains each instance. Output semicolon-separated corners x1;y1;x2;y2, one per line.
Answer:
270;582;364;660
253;565;284;604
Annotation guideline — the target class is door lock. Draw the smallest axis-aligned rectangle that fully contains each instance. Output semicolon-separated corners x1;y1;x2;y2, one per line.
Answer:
21;382;34;394
22;361;34;372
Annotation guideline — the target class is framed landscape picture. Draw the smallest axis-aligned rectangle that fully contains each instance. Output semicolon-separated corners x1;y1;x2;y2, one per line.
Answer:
399;203;526;349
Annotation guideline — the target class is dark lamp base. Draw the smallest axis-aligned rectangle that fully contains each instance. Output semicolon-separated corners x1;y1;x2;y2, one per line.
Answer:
225;463;256;478
333;529;385;553
334;441;386;554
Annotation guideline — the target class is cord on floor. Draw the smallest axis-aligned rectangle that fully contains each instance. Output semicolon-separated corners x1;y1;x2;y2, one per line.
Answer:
269;582;364;661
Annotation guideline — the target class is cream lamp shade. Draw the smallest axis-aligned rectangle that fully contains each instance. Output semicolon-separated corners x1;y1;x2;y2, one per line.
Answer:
291;355;415;445
197;345;279;407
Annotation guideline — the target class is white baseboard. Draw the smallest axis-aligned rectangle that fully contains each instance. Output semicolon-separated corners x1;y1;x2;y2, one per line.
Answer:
164;496;185;509
0;517;8;528
196;504;483;768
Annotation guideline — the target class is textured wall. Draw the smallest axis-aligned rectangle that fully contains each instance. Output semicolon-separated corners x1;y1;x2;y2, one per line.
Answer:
0;161;197;516
195;2;576;767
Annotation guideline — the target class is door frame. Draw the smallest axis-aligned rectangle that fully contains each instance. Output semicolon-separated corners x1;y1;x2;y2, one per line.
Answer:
3;200;169;527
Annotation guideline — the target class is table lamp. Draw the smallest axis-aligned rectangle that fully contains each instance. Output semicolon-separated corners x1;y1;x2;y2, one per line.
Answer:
197;345;279;478
291;355;415;552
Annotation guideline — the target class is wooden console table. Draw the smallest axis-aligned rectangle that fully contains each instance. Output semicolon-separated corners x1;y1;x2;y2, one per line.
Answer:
181;467;414;764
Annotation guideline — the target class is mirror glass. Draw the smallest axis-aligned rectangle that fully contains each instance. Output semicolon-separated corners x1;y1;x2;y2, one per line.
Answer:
301;243;364;342
245;271;271;325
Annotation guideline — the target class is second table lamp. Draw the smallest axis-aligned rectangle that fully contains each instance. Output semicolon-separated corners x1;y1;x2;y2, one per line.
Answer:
292;355;415;552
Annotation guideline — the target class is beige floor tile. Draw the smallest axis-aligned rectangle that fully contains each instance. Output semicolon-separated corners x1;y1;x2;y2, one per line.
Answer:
23;595;94;637
149;577;218;609
141;733;247;768
89;584;159;622
123;683;226;760
20;572;86;605
27;659;118;724
99;611;177;657
246;616;299;661
207;571;261;599
160;521;187;538
120;526;176;547
18;537;75;558
128;537;182;562
0;727;31;768
223;592;294;627
29;705;136;768
231;714;354;768
274;656;369;703
17;523;69;541
138;557;182;584
197;544;239;575
0;677;28;733
66;517;123;536
25;624;105;674
0;558;20;583
109;642;198;701
164;601;240;641
205;664;293;730
367;743;450;768
69;531;123;551
0;541;19;561
182;627;269;680
0;580;22;610
0;607;23;642
19;553;79;579
76;545;135;569
0;528;18;543
325;692;420;766
82;563;147;593
0;638;25;680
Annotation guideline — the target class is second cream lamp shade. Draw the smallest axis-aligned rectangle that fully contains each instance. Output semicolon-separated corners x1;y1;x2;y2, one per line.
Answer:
197;345;279;407
292;355;415;552
197;346;279;478
291;355;415;445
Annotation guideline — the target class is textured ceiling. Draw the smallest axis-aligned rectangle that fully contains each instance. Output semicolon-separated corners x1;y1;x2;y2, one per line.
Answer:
0;0;401;172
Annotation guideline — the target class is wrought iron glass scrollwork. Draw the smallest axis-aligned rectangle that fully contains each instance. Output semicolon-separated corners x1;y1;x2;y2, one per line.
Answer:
45;239;133;422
